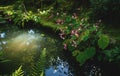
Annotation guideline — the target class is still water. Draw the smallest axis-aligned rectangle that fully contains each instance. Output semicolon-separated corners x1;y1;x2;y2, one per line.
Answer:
0;24;78;76
0;24;120;76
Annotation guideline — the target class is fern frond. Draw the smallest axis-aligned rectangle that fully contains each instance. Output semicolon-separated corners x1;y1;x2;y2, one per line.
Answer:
0;51;10;63
31;48;46;76
40;71;44;76
11;65;24;76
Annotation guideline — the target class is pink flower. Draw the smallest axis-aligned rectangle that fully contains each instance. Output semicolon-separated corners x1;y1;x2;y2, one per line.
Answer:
63;44;67;50
70;30;79;38
71;30;75;35
59;33;65;40
75;30;79;38
56;19;64;25
75;33;79;38
72;40;77;47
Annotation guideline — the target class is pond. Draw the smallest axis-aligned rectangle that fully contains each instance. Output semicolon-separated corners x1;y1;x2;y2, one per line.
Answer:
0;23;120;76
0;23;80;76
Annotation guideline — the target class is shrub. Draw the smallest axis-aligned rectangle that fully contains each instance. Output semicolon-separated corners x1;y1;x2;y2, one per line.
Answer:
90;0;120;20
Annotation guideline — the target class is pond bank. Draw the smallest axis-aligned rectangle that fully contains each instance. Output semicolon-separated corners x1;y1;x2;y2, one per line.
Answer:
0;5;120;76
0;24;81;76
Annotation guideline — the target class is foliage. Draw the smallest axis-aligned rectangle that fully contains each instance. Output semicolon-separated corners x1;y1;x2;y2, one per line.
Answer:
76;47;96;65
0;51;4;62
0;51;10;63
3;4;55;28
0;51;3;58
103;47;120;62
0;15;6;24
1;0;120;66
5;48;47;76
57;13;102;65
10;48;46;76
90;0;120;19
11;65;44;76
76;51;87;65
11;65;24;76
31;48;46;76
22;0;55;10
98;34;109;50
11;10;40;27
84;47;96;59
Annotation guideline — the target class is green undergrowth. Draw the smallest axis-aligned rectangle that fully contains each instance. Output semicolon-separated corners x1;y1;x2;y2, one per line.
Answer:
0;48;46;76
0;3;120;66
39;18;63;30
105;27;120;41
0;5;63;31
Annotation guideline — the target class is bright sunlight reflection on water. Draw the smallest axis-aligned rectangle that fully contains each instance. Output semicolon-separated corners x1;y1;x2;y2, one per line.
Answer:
0;25;75;76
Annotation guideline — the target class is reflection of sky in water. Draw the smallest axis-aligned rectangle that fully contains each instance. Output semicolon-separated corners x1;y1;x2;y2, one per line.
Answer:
0;32;6;38
28;29;35;34
0;32;7;50
46;57;73;76
0;27;75;76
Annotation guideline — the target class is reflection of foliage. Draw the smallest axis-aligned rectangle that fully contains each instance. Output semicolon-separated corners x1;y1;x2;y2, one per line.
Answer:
1;0;120;67
0;51;3;62
40;37;60;58
0;51;10;63
0;15;6;24
4;48;46;76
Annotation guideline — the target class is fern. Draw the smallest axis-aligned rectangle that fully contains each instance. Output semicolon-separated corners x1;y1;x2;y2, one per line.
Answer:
40;71;44;76
0;51;10;63
10;64;44;76
31;48;46;76
0;51;3;58
0;48;46;76
11;65;24;76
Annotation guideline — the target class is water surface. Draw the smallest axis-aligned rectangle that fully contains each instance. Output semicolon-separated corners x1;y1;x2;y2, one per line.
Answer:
0;24;75;76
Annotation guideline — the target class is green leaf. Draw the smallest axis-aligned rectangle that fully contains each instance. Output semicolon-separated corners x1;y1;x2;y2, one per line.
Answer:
66;16;71;23
0;51;3;56
98;34;109;49
76;52;87;65
31;48;46;76
0;59;11;63
72;50;80;56
84;47;96;59
12;65;24;76
76;47;96;65
41;34;45;37
40;71;44;76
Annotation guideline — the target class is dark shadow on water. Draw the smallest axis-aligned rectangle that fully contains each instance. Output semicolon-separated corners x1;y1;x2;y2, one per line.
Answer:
0;22;120;76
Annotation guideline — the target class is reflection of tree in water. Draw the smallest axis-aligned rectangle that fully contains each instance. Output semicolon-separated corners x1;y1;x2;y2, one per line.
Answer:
39;37;61;58
2;33;40;71
0;27;74;76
